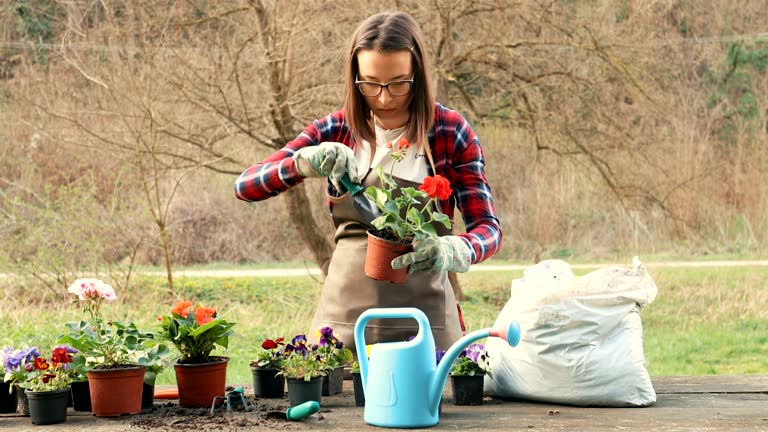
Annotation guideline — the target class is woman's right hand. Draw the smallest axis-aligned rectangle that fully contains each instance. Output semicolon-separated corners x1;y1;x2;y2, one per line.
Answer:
293;142;360;191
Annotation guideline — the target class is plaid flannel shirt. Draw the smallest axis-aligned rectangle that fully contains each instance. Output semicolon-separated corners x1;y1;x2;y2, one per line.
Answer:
234;103;502;263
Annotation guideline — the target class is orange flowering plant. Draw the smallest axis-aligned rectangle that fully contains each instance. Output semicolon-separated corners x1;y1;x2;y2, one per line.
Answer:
158;300;236;363
364;137;453;243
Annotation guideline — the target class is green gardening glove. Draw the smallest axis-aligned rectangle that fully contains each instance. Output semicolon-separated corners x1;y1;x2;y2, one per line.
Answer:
293;142;360;191
391;236;473;274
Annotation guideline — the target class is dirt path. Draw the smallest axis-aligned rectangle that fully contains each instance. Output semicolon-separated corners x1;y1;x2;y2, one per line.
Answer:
145;260;768;278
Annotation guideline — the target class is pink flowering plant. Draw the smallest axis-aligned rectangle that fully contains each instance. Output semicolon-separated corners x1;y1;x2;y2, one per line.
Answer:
58;279;166;369
450;343;492;378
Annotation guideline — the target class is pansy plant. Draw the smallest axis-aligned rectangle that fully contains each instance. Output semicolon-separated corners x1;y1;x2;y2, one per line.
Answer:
450;343;492;378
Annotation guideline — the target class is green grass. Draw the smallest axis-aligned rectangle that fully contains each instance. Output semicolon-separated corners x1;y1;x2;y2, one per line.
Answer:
1;265;766;385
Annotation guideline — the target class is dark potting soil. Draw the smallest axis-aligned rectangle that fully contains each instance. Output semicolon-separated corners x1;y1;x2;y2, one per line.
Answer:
129;397;305;431
369;228;412;245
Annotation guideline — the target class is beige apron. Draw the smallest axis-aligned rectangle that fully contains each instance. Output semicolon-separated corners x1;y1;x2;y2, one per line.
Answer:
308;170;463;354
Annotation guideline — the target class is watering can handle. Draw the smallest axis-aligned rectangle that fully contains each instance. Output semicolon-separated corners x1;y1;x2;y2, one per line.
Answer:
353;307;431;394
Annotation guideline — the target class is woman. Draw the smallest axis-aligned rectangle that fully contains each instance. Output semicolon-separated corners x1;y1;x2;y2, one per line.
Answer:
235;11;501;352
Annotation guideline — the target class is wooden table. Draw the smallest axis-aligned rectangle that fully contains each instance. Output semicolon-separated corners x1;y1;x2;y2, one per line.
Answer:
1;375;766;431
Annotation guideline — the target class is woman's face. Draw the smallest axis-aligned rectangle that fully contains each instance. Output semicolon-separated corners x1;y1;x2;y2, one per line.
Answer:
356;49;413;130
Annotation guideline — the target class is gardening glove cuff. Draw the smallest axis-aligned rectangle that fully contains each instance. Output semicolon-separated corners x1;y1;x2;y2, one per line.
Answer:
390;236;473;274
293;142;360;191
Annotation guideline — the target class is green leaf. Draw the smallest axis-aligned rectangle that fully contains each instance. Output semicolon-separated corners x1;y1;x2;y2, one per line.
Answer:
420;224;437;237
432;212;452;229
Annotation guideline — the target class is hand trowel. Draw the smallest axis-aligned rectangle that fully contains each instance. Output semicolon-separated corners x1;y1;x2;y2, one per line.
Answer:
339;174;381;226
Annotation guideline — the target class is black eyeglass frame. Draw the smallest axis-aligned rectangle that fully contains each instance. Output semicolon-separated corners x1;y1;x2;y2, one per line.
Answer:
354;75;415;97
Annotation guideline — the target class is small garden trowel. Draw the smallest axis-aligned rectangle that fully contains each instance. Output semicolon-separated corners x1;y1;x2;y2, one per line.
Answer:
339;174;381;226
265;400;321;421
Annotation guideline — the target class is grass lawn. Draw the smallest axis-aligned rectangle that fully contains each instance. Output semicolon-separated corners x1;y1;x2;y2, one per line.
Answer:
1;265;766;384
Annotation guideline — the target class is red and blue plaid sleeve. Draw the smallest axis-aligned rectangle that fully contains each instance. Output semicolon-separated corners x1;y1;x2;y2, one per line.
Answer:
435;107;502;263
234;111;347;202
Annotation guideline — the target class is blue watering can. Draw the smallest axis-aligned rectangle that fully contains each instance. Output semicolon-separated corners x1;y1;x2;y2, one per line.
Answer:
354;307;521;428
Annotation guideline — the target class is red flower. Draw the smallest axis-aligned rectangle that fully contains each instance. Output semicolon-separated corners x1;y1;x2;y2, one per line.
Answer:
194;307;216;325
398;137;411;149
262;337;285;350
42;373;56;384
51;347;72;364
172;300;193;318
419;175;452;200
34;357;49;371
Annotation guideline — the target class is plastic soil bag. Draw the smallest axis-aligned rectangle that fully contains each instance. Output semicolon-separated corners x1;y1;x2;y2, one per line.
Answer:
484;257;657;407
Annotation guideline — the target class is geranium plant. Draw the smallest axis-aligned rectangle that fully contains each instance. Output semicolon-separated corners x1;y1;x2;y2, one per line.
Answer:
450;343;492;378
364;137;452;243
24;347;74;392
277;335;329;382
315;327;353;369
59;279;163;369
250;337;285;369
158;300;236;363
2;346;40;390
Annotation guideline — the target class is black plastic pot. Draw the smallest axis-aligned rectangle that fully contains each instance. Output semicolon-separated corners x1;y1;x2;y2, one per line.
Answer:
0;381;17;413
322;366;344;396
142;383;154;410
15;385;29;416
71;380;91;411
286;376;323;406
351;372;365;407
450;374;485;405
26;388;69;425
251;367;284;398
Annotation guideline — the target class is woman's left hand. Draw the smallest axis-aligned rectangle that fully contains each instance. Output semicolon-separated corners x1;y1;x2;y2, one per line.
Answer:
391;236;472;274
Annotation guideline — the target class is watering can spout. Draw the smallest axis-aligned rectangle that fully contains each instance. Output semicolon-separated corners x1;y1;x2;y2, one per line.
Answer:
429;321;521;414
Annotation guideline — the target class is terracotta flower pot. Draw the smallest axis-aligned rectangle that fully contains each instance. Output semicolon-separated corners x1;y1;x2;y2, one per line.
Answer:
174;356;229;408
87;366;146;417
365;231;412;283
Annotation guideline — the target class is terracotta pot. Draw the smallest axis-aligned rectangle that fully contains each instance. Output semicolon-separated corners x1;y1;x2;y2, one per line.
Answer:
365;231;412;283
174;356;229;408
451;374;485;405
87;365;146;417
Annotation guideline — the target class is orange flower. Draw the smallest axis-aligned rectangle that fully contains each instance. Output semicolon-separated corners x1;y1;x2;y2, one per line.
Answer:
386;141;393;149
194;307;216;325
34;357;49;371
172;300;193;318
419;175;452;200
398;137;410;149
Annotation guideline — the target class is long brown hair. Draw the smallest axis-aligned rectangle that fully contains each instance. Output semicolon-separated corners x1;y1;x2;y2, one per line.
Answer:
344;12;435;150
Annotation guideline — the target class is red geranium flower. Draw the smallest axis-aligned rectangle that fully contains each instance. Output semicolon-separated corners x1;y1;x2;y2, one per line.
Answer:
194;307;216;325
171;300;193;318
419;175;452;200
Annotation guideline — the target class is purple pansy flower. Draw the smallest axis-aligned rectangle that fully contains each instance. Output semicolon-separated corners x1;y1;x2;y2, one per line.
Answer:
464;343;484;364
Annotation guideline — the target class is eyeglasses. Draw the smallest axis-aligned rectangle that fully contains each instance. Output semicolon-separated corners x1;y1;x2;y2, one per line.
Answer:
355;75;414;97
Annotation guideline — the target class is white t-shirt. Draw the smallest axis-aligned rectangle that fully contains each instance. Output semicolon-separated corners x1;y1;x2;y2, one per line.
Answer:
354;122;429;183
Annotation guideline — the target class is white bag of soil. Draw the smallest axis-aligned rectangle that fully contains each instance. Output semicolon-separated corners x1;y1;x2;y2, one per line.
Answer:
484;257;657;406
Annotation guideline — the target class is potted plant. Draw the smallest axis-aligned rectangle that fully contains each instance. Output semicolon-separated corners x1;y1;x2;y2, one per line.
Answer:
449;343;491;406
250;337;285;398
278;334;328;406
66;352;92;412
0;347;18;413
138;343;172;410
158;300;236;408
2;346;39;416
363;137;453;283
316;327;353;396
24;346;74;425
58;278;163;417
